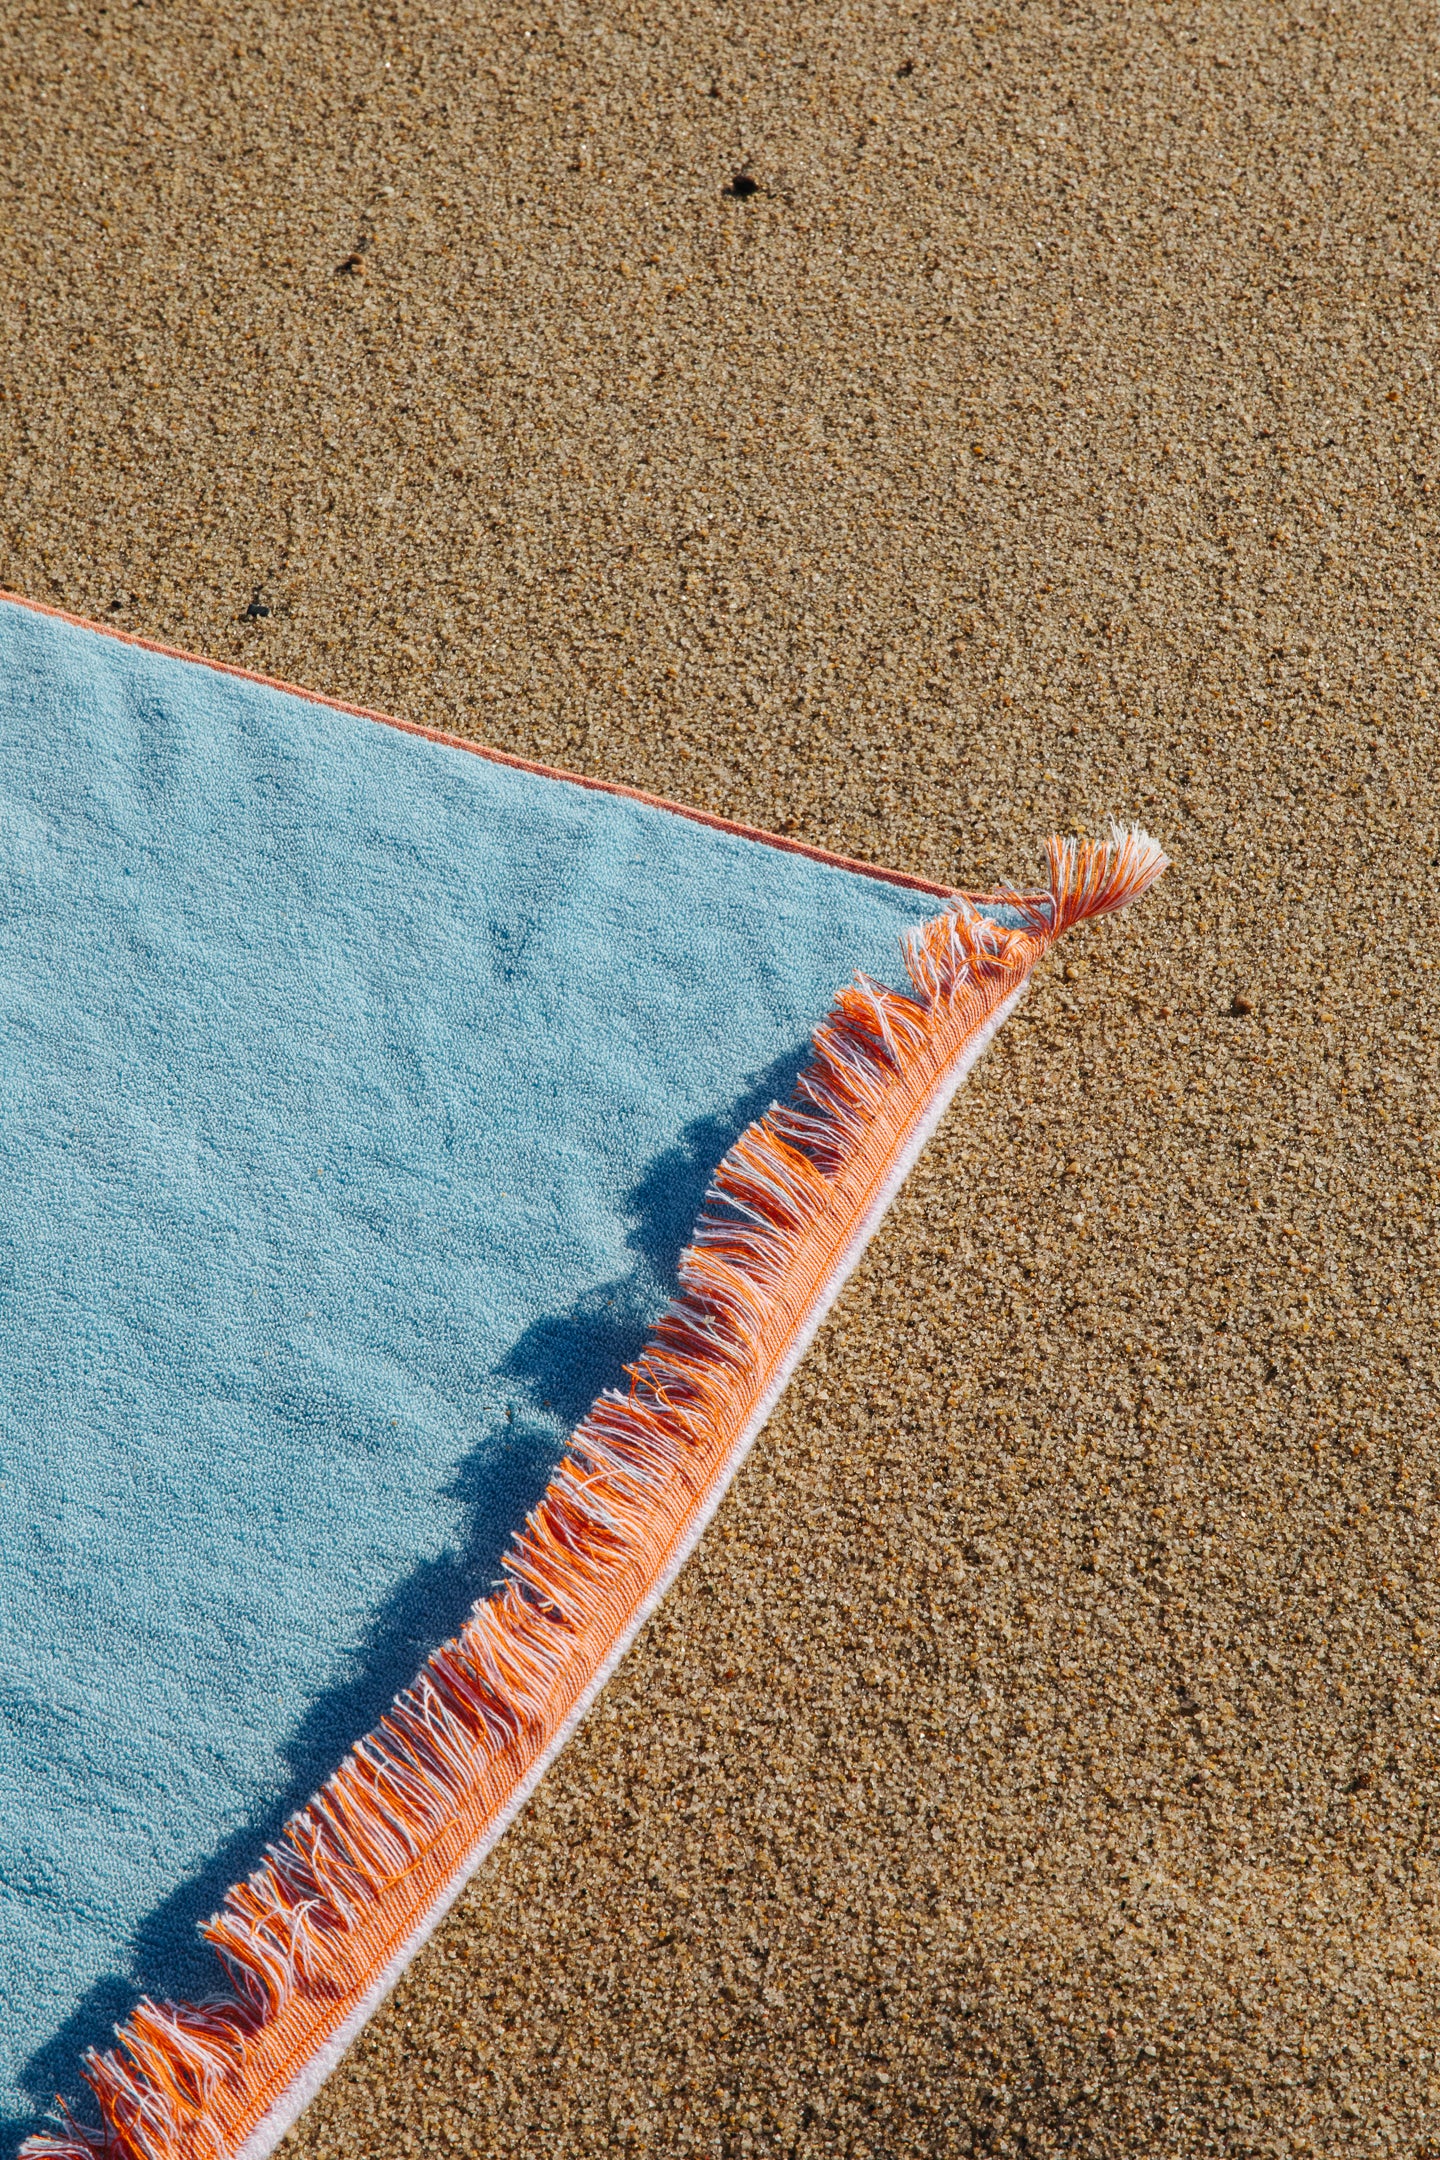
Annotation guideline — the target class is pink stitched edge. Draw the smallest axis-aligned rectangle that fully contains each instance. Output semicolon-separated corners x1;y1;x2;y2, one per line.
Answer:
0;588;959;900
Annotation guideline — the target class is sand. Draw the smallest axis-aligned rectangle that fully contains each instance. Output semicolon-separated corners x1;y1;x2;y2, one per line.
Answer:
3;1;1438;2153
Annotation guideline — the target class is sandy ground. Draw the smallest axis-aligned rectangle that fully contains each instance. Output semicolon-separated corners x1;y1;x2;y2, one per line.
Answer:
3;2;1439;2153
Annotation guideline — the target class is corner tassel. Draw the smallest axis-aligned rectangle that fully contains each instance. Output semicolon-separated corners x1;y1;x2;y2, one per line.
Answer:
1045;823;1169;936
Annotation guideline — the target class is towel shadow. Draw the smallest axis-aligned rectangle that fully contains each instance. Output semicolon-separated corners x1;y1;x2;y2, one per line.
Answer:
9;1045;806;2148
497;1047;804;1430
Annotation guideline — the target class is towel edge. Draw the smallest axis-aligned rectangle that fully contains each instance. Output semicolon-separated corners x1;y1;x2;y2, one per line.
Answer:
231;974;1033;2160
0;586;959;901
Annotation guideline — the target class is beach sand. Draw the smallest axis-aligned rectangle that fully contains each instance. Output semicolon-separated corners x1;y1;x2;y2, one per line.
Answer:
2;2;1437;2152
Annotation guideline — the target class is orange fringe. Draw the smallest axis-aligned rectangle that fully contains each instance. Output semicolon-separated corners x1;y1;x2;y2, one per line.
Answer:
22;828;1166;2160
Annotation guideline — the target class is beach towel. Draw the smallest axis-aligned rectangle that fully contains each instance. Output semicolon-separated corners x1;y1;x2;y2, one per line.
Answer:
0;590;1165;2160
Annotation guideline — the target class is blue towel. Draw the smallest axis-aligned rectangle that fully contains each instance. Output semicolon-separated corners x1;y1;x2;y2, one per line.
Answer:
0;598;940;2143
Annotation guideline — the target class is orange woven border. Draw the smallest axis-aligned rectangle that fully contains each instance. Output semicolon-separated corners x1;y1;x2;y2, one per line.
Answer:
211;957;1033;2158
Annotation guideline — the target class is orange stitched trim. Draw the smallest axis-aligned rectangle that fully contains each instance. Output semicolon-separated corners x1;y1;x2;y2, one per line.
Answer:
0;588;957;900
21;830;1167;2160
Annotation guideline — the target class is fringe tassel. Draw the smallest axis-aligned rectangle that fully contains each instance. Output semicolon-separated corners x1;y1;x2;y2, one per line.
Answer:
24;829;1165;2160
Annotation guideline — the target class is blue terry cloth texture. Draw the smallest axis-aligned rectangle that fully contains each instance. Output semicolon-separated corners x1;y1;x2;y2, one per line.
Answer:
0;597;940;2143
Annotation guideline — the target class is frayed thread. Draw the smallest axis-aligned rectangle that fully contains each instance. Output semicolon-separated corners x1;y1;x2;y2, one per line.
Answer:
24;830;1165;2160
